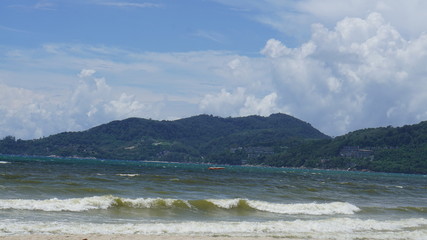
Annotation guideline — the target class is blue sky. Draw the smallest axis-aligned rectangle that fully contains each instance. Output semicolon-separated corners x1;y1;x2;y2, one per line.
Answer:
2;0;427;139
1;0;279;52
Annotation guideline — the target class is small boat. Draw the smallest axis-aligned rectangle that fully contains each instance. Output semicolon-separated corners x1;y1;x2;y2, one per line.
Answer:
208;167;225;170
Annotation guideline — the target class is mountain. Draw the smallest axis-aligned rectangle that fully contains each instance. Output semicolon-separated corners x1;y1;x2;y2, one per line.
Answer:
0;113;329;164
2;114;426;174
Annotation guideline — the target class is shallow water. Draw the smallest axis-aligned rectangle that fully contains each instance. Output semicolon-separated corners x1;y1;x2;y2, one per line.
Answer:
0;156;426;239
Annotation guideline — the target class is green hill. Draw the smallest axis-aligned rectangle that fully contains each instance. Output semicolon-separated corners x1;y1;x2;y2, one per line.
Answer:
262;122;427;174
2;114;426;174
0;113;329;164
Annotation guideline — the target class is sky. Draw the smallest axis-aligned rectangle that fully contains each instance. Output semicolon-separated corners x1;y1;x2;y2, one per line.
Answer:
2;0;427;140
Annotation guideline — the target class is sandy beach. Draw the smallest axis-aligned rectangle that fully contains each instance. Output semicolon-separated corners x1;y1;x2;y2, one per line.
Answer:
0;235;290;240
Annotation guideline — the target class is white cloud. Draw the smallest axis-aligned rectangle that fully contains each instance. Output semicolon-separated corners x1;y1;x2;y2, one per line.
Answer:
240;92;283;117
0;44;243;139
0;84;53;139
105;93;146;118
257;12;427;134
197;11;427;136
261;39;292;57
200;88;246;116
200;88;287;117
0;71;149;139
298;0;427;38
216;0;427;43
78;69;96;78
3;9;427;139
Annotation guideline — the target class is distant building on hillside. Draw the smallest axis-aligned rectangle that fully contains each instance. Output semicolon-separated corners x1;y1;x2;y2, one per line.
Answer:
230;146;274;159
340;146;374;159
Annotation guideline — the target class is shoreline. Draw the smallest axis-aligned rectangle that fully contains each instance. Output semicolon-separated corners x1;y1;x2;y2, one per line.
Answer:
3;153;424;176
0;235;295;240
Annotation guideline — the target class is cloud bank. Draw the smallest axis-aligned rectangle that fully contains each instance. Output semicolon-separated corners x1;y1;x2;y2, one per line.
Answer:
2;11;427;139
0;70;148;139
200;12;427;135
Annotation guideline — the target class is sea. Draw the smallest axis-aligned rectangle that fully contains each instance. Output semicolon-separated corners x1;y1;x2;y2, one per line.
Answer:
0;156;426;239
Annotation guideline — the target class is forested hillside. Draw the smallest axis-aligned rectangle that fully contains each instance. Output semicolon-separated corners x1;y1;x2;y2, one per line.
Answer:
256;122;427;174
0;114;328;164
1;114;426;174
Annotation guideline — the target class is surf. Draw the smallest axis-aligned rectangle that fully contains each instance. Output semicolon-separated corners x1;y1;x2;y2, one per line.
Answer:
0;196;360;215
1;218;426;239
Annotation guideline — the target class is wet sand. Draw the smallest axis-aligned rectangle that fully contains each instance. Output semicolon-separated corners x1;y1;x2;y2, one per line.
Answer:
0;235;293;240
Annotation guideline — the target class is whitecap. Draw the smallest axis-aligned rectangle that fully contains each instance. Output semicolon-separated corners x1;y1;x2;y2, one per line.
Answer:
0;196;115;212
208;198;242;209
0;196;360;215
116;174;140;177
0;196;194;212
207;198;360;215
247;200;361;215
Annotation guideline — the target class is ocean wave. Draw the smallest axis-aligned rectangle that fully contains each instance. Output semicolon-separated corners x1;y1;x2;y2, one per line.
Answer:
208;199;360;215
1;218;426;239
0;196;360;215
0;196;113;212
0;161;10;164
116;174;140;177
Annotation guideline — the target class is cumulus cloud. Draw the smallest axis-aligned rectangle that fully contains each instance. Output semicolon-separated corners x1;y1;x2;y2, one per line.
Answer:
297;0;427;39
240;92;283;117
258;12;427;134
105;93;146;118
0;71;148;139
216;0;427;45
0;84;48;139
3;10;427;139
198;11;427;135
200;88;286;117
78;69;96;78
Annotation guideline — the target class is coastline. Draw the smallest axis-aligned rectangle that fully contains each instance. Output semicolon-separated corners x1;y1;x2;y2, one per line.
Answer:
0;235;293;240
3;153;426;175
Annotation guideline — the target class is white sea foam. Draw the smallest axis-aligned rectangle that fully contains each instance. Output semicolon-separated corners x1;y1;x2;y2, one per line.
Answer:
209;198;360;215
247;200;360;215
0;196;359;215
0;196;114;212
208;198;241;208
0;161;10;164
116;173;140;177
0;196;190;212
120;197;191;208
0;218;426;239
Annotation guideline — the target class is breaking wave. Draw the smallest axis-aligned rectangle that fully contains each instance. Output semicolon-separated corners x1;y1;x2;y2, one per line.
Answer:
116;174;140;177
0;196;360;215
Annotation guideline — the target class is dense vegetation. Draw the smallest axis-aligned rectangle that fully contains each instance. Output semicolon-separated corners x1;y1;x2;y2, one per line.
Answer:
1;114;427;174
255;122;427;174
0;113;328;164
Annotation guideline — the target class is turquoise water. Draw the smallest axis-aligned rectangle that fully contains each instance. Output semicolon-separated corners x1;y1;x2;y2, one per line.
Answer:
0;156;426;239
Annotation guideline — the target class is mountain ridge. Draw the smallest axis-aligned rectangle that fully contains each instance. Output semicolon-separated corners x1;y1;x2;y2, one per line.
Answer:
0;113;329;163
1;113;426;174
